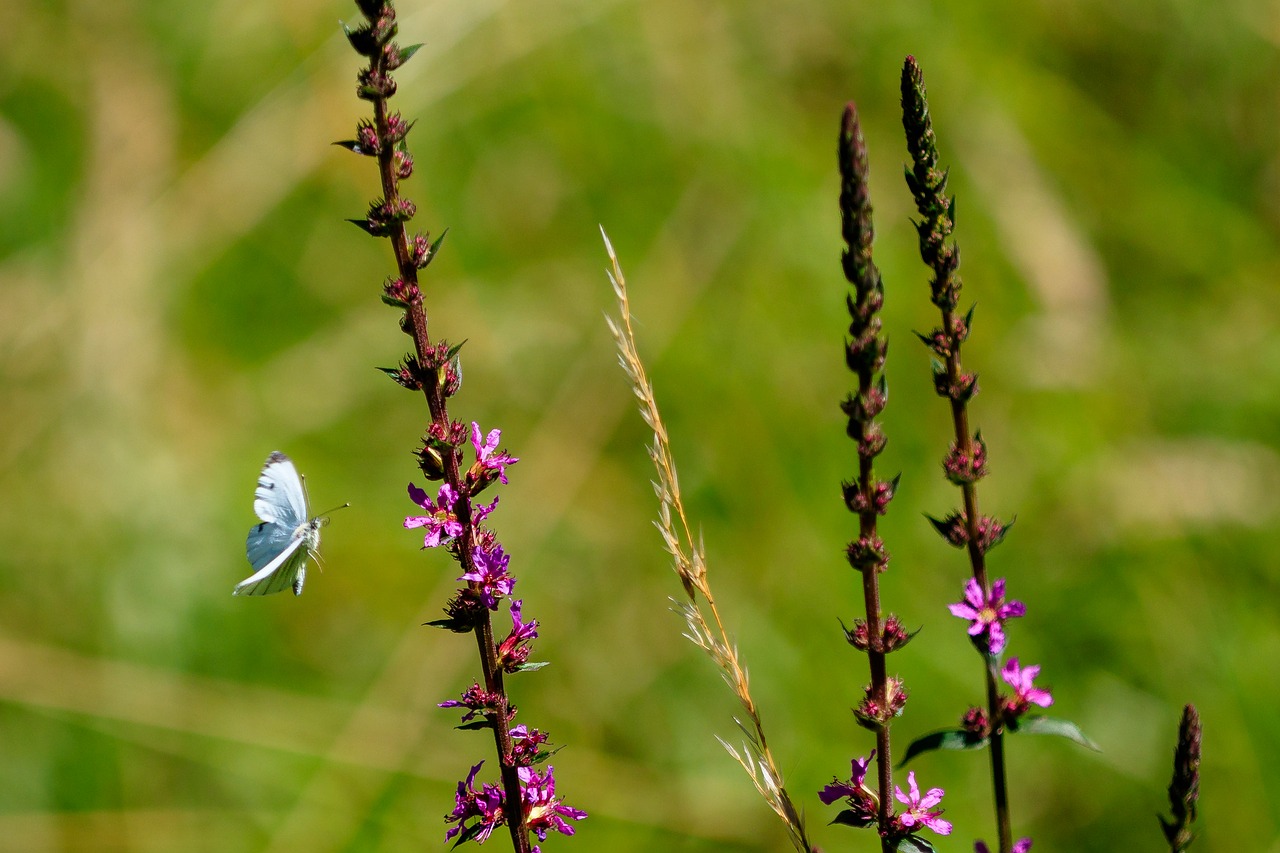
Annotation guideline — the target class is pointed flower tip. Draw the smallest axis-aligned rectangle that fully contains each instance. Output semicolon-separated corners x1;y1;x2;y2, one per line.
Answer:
976;839;1032;853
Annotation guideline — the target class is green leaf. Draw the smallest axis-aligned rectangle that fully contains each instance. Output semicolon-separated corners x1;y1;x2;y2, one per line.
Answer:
1011;715;1101;751
341;21;379;56
445;338;467;360
419;227;449;269
456;719;494;732
422;616;473;633
903;165;921;195
899;728;989;766
895;835;937;853
829;809;874;829
334;140;377;157
449;822;485;849
398;43;424;64
514;661;550;673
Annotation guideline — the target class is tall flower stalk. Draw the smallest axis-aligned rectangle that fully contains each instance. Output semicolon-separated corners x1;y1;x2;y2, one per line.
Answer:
1160;704;1202;852
337;2;582;850
899;53;1017;852
820;103;951;852
603;230;813;853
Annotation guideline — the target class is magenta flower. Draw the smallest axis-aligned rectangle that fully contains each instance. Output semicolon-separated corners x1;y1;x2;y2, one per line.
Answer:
509;724;551;766
819;750;876;805
472;493;500;524
976;839;1032;853
461;541;515;610
892;771;952;836
472;422;519;485
948;577;1025;654
405;482;463;547
496;599;539;671
819;750;879;828
1001;657;1053;716
439;682;509;724
519;765;587;842
444;761;506;844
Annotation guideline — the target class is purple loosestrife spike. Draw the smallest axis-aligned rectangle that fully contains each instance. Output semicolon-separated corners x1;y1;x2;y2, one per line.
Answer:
1000;658;1054;719
1160;704;1201;852
519;765;587;842
405;483;463;547
948;577;1026;654
891;771;953;836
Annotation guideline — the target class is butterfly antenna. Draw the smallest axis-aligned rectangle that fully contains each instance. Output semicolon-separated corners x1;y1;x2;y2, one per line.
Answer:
316;502;351;524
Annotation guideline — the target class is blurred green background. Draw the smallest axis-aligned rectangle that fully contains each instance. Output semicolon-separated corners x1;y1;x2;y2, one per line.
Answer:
2;0;1278;850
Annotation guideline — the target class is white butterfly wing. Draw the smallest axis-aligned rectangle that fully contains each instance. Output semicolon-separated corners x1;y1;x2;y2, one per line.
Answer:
254;451;308;529
235;451;317;597
245;517;295;572
234;534;309;596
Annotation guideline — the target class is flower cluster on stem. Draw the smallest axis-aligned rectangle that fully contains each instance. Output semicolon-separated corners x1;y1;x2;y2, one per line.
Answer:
902;55;1054;853
337;2;582;849
822;102;950;851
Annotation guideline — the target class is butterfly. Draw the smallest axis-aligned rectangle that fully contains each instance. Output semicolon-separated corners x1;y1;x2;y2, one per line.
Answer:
234;451;342;596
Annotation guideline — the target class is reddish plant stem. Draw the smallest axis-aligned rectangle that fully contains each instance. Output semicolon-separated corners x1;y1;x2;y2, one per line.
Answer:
901;54;1011;853
858;442;894;849
840;102;896;850
933;213;1011;853
367;40;530;853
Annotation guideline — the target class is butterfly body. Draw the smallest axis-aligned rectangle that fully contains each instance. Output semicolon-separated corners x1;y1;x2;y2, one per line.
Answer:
235;451;324;596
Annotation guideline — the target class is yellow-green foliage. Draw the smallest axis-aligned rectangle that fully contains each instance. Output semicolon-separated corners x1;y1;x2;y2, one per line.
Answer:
0;1;1272;850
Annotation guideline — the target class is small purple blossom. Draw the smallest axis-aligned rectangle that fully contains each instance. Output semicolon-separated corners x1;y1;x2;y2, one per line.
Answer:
472;422;519;485
510;724;551;766
820;751;878;828
961;705;991;737
472;494;499;525
1001;657;1053;716
519;765;587;841
439;682;509;723
948;577;1026;654
444;761;505;844
819;750;875;805
461;541;515;610
405;482;463;547
976;839;1032;853
891;771;952;836
496;599;539;671
854;676;908;728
